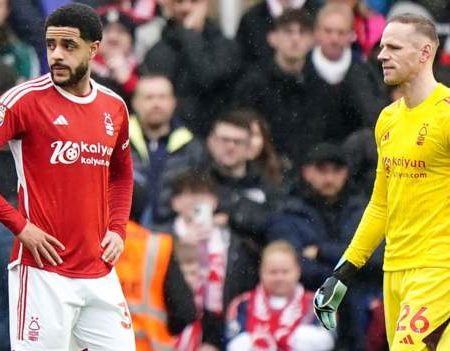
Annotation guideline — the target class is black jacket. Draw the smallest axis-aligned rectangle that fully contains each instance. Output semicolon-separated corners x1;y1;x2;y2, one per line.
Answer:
267;183;383;290
303;52;388;144
232;57;329;164
209;162;282;245
164;251;198;334
236;1;318;68
140;19;241;137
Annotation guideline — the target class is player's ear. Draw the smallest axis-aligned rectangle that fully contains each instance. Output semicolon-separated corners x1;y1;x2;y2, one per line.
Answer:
419;42;433;63
89;41;100;59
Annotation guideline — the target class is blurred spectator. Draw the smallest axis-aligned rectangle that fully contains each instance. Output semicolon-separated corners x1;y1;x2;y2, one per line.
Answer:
233;9;323;165
175;242;204;351
266;142;383;350
246;110;285;185
0;0;40;81
365;0;391;15
440;36;450;67
0;224;12;351
129;74;207;226
169;170;260;349
139;0;241;137
225;240;335;351
365;298;389;351
134;1;172;61
8;0;74;74
87;0;159;23
236;0;317;68
0;143;16;203
307;2;387;144
343;127;377;196
329;0;385;59
91;7;139;106
116;220;197;351
0;60;16;351
0;61;16;94
206;110;282;246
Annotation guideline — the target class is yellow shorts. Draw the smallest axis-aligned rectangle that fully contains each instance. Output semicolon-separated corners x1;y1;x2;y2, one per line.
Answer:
384;268;450;351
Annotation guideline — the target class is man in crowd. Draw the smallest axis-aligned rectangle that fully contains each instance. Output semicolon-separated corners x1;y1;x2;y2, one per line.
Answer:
206;110;281;246
233;9;321;164
267;142;383;350
308;2;388;142
139;0;241;136
169;170;260;350
236;0;317;68
129;73;207;226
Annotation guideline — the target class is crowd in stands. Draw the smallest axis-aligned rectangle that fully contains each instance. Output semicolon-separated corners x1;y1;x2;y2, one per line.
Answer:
1;0;449;350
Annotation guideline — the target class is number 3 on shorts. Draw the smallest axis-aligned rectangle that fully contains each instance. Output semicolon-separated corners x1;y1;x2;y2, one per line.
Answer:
396;305;430;334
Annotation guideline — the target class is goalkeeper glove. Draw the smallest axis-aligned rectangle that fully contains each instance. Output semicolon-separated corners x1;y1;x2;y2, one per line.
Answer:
313;258;358;330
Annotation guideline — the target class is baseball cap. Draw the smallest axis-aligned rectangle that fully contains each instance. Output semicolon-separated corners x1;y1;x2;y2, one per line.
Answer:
302;142;348;166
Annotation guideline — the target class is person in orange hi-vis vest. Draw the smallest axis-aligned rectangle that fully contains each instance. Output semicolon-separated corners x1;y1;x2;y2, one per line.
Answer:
116;221;197;351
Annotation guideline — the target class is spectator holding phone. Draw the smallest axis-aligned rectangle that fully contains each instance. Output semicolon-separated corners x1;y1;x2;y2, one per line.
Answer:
168;170;260;350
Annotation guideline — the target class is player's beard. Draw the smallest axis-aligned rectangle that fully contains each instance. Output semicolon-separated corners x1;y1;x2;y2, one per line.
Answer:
51;61;89;88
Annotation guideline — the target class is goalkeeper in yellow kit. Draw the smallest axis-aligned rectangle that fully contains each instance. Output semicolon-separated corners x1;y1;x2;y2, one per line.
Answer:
314;13;450;351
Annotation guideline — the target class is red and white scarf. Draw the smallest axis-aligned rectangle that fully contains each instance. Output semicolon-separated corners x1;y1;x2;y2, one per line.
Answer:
204;227;229;314
175;216;229;314
246;284;313;351
174;219;229;350
175;319;202;351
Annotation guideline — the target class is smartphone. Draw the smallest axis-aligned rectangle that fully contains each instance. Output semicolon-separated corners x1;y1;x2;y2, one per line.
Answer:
193;202;213;225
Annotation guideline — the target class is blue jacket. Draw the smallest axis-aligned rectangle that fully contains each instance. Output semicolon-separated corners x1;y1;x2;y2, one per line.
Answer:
266;188;382;290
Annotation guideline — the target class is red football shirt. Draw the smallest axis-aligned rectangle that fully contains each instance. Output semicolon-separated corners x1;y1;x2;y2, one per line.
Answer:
0;74;133;278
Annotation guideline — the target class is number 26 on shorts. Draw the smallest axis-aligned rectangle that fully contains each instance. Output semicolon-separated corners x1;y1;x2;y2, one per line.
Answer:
396;305;430;334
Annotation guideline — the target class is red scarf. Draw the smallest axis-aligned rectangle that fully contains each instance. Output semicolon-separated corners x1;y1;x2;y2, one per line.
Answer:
175;319;202;351
204;228;228;314
246;284;313;351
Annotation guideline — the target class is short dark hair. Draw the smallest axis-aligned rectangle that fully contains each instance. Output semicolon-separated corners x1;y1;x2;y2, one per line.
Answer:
45;3;103;42
210;109;252;135
134;73;175;97
171;170;217;197
274;9;314;32
388;13;439;46
302;142;348;167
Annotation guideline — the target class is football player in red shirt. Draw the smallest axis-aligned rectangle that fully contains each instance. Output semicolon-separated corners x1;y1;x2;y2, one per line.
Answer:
0;3;135;350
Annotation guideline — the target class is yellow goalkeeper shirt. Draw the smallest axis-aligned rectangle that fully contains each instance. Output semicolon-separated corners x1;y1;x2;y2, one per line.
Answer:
344;83;450;271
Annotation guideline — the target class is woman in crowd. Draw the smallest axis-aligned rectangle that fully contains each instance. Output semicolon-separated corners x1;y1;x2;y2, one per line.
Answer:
225;240;335;351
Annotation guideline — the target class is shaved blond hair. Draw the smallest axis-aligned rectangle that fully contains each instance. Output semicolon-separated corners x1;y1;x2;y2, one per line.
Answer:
388;13;439;47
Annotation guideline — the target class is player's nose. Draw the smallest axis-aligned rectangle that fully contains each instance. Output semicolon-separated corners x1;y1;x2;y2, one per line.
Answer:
377;48;388;62
50;45;65;60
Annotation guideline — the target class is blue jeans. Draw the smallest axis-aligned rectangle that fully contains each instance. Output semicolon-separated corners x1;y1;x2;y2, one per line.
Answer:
0;225;13;351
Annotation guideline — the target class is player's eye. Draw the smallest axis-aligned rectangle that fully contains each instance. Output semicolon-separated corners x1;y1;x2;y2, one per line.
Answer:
46;42;56;50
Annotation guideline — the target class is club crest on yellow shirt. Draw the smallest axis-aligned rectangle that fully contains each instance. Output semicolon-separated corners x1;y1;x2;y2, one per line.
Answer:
416;123;428;146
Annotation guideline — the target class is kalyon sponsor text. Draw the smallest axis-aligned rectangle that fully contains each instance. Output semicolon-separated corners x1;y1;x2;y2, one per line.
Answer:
50;140;113;167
